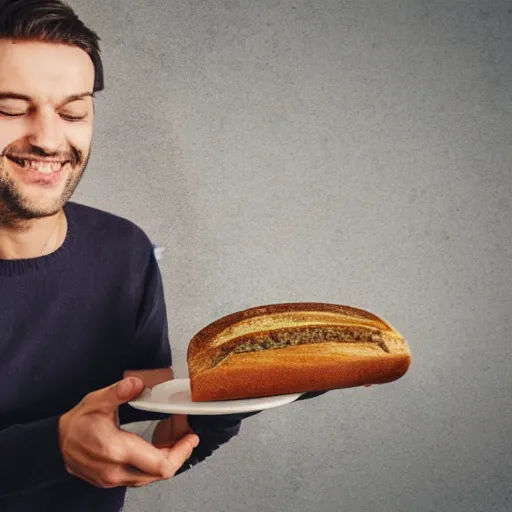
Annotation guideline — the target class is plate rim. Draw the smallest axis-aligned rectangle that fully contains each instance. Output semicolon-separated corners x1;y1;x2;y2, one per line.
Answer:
128;378;303;415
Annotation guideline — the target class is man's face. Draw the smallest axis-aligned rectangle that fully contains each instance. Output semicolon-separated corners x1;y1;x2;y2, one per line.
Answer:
0;40;95;221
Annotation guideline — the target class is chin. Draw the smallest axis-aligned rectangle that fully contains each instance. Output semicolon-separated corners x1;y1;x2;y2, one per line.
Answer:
10;202;64;220
2;173;83;221
1;185;70;220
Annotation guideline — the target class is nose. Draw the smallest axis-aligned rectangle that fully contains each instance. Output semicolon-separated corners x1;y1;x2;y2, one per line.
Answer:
26;110;67;156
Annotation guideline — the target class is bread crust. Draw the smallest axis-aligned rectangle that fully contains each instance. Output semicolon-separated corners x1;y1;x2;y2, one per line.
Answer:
187;303;411;401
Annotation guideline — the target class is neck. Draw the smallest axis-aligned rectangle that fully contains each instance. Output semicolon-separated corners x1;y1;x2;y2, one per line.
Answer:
0;209;67;260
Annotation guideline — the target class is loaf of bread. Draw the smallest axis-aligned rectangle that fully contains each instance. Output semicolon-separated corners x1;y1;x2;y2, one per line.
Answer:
187;303;411;401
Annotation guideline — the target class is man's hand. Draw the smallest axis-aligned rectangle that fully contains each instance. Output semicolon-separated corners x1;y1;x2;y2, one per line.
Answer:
123;368;193;449
123;368;174;390
151;414;193;448
58;377;199;489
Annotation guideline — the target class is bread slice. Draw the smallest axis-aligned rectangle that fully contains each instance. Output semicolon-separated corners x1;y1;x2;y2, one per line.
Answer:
187;303;411;401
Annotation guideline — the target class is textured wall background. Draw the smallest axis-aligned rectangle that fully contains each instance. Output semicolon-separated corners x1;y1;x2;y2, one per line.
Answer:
68;1;511;511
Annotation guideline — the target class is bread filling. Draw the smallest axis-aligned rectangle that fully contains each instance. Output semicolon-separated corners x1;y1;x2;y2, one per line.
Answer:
208;311;383;348
210;325;391;368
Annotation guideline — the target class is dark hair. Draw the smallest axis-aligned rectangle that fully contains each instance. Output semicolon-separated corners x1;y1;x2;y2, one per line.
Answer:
0;0;104;92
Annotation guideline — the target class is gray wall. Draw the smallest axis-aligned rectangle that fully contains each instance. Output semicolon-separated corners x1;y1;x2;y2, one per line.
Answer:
69;1;511;511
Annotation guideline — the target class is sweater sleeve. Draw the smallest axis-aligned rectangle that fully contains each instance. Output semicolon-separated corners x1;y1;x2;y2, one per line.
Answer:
117;242;243;471
0;416;68;498
118;245;173;425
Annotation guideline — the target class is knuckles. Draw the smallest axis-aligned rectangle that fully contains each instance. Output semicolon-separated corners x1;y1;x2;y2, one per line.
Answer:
159;462;174;480
99;467;124;488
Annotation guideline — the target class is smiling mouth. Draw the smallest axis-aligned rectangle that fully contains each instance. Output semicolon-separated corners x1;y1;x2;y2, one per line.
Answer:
6;155;70;174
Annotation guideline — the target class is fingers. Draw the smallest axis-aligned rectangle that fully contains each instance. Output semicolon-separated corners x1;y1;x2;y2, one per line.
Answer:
152;415;193;448
124;467;162;488
123;368;173;389
117;429;199;478
167;414;194;447
170;414;193;437
158;433;200;478
60;375;199;490
120;431;174;477
69;458;160;489
83;371;173;415
68;433;200;488
111;436;198;489
83;377;145;413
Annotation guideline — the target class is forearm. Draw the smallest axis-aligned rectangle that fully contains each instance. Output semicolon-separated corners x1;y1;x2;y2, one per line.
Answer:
0;416;68;498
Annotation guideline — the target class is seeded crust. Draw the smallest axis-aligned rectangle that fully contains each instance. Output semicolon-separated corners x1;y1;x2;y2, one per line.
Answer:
187;303;411;401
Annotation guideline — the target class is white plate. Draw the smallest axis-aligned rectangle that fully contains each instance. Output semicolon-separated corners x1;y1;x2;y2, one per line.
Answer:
128;378;303;415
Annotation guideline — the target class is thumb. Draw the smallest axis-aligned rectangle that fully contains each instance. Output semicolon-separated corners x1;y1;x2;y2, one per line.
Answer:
116;377;145;401
88;377;145;412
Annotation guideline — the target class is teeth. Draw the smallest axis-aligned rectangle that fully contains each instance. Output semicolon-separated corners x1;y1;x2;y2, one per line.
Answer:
17;159;65;174
27;160;63;173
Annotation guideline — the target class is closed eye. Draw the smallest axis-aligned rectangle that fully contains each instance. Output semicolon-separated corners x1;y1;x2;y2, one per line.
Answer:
0;111;86;121
60;114;87;121
0;111;24;117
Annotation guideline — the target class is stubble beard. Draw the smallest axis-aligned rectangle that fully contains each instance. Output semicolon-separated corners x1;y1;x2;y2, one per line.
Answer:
0;152;90;226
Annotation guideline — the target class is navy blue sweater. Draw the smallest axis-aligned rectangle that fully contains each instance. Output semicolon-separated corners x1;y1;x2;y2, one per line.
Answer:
0;202;246;511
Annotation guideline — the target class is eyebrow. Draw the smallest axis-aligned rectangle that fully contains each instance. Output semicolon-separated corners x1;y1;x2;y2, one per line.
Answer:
0;91;94;107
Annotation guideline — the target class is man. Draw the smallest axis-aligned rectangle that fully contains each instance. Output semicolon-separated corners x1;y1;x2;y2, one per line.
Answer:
0;1;325;511
0;1;249;510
